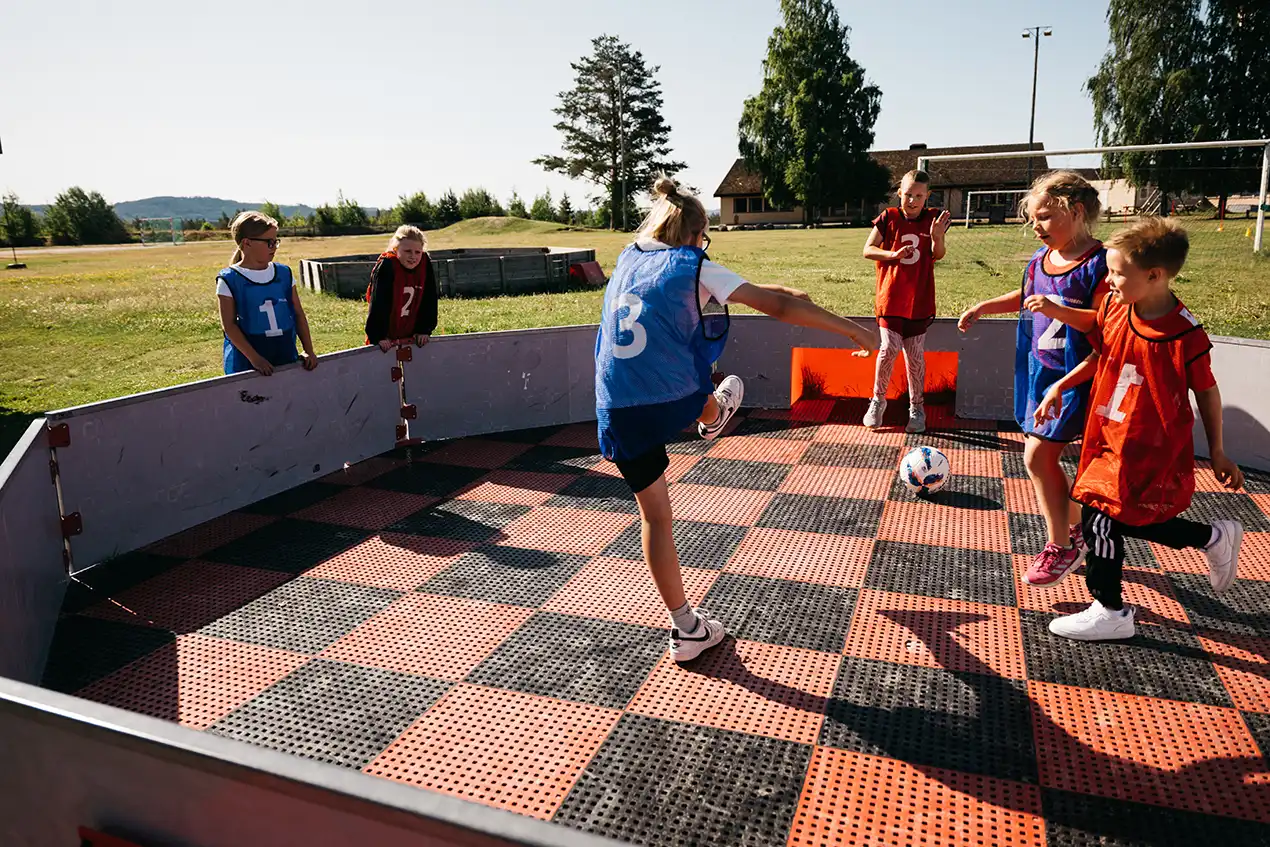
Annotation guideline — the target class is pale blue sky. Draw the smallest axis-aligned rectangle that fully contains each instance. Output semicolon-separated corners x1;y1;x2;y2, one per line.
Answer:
0;0;1110;209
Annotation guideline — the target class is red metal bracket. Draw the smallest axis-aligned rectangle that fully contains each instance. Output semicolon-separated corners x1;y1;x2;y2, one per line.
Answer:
396;346;413;362
395;424;408;441
61;512;82;538
391;366;403;382
47;423;70;448
401;404;417;420
49;458;58;485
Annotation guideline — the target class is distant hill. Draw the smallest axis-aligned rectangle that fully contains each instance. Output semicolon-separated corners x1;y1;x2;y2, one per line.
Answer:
28;196;318;222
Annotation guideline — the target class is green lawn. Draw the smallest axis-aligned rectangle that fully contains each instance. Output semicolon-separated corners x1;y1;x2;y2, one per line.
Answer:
2;216;1267;451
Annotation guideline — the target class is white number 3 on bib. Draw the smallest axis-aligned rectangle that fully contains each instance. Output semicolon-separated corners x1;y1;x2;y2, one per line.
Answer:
611;292;647;359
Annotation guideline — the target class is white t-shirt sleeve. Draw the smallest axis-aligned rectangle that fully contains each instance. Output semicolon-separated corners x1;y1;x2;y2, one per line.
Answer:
216;278;232;297
698;259;747;306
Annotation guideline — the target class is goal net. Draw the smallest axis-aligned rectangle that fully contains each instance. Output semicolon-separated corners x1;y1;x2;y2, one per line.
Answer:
919;141;1269;339
138;217;185;245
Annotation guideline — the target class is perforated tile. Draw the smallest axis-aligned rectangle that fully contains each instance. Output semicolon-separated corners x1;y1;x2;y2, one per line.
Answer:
819;655;1035;783
1020;610;1231;706
843;589;1026;680
239;481;345;516
1196;631;1270;713
364;683;620;820
199;577;401;654
421;546;589;607
303;534;475;592
723;527;872;589
1243;468;1270;495
502;445;603;475
319;456;402;487
758;493;884;538
540;423;601;449
290;487;438;530
80;560;291;633
810;423;906;447
1003;477;1042;515
466;612;665;709
887;471;1006;512
541;557;718;628
452;469;574;506
729;416;818;440
386;499;531;544
587;452;703;483
320;593;533;680
1009;512;1049;555
210;658;451;769
799;443;901;469
905;429;1006;452
143;512;277;559
700;573;856;652
202;519;371;575
75;633;307;729
1255;493;1270;522
1169;573;1270;636
1245;711;1270;761
544;474;639;513
866;541;1016;606
706;435;810;464
679;457;794;492
494;506;635;556
1041;787;1270;847
1029;679;1269;822
41;616;175;694
419;438;532;469
1013;555;1190;629
1003;451;1030;480
668;484;775;526
554;713;813;847
601;519;748;569
1181;493;1270;532
750;399;835;422
476;424;565;444
61;550;187;615
366;462;490;497
1194;460;1249;494
878;499;1012;553
788;746;1045;847
924;448;1006;480
1153;531;1270;582
627;639;839;744
777;466;893;500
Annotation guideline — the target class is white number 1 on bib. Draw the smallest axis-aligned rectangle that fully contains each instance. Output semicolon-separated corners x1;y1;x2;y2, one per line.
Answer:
258;300;284;337
1096;363;1143;422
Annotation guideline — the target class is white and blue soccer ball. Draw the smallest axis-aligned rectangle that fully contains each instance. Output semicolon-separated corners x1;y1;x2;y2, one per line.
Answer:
899;446;951;496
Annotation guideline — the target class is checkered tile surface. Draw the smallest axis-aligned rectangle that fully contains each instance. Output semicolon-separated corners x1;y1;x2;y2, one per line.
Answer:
46;402;1270;846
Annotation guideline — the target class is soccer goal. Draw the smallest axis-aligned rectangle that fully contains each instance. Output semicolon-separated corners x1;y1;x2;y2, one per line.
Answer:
138;217;185;246
963;189;1030;228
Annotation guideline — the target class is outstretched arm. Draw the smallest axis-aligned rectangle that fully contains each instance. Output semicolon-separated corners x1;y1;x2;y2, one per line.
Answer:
728;283;877;353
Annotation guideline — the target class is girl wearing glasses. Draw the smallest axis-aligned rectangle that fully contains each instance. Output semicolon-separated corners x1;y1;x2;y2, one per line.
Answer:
596;175;877;662
217;211;318;375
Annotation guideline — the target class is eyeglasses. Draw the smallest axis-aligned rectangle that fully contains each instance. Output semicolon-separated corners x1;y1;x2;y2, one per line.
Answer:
247;237;281;249
701;234;711;253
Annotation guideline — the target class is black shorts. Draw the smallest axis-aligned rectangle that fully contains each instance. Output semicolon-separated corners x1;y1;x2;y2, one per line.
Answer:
614;445;671;494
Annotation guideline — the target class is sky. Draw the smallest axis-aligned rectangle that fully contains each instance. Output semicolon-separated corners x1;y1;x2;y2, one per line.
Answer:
0;0;1112;210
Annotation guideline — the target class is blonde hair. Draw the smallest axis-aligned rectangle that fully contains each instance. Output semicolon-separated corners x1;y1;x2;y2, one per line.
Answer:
388;224;427;252
636;175;708;247
229;210;279;264
1019;170;1102;230
900;169;930;187
1105;217;1189;278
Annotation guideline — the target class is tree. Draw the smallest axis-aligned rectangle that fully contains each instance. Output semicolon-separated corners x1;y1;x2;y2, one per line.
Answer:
737;0;889;225
334;191;369;229
436;190;461;226
458;188;504;219
1;193;43;247
259;200;282;221
314;204;339;235
1202;1;1270;211
530;190;556;222
396;192;436;228
534;34;684;230
42;187;129;245
557;192;575;225
508;191;528;218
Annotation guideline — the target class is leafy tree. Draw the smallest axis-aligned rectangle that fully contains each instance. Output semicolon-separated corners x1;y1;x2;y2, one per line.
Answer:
1;193;43;247
258;200;283;222
458;187;504;219
534;34;684;230
557;192;575;225
737;0;889;225
530;190;556;222
436;190;461;226
334;191;369;229
508;191;529;218
42;187;129;245
395;192;436;228
314;204;340;235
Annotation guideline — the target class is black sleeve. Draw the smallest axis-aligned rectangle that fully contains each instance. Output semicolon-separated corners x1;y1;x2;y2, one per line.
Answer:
364;258;394;343
418;256;439;336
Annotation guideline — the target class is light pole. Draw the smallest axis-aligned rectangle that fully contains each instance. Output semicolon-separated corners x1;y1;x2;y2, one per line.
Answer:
1022;26;1052;185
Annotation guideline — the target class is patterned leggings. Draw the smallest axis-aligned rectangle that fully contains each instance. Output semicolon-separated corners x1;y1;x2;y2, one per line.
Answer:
873;329;927;408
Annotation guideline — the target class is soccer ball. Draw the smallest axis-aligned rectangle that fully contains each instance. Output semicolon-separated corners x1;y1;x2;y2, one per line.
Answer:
899;446;950;497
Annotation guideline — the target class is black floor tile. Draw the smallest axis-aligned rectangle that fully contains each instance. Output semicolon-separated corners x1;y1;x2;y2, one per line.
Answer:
728;417;817;440
387;500;530;544
555;714;813;847
203;519;370;574
602;520;748;570
238;481;345;516
1002;451;1030;479
209;658;451;769
700;573;856;652
474;425;565;444
366;462;489;497
41;615;175;693
819;655;1036;783
1042;788;1270;846
465;612;664;709
420;546;589;607
545;474;639;514
680;458;793;492
1180;492;1270;533
865;541;1016;606
888;472;1005;511
905;429;1005;452
1010;512;1049;555
1169;574;1270;637
62;551;187;614
800;443;901;469
502;445;602;475
758;493;883;538
1243;712;1270;762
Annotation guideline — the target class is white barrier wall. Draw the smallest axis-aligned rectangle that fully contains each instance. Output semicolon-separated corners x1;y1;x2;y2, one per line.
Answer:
1193;336;1270;471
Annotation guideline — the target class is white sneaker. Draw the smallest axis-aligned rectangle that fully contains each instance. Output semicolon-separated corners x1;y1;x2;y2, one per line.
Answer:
699;375;744;440
1048;601;1136;641
905;407;926;434
670;610;726;662
863;398;886;429
1204;520;1243;594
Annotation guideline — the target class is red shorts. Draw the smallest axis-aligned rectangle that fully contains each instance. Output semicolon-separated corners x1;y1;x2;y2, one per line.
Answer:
877;316;933;339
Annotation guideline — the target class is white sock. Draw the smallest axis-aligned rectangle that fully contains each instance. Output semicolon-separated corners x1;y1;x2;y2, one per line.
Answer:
1205;525;1221;550
669;602;698;633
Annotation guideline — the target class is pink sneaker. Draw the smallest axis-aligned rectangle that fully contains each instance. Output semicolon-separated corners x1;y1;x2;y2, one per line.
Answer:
1069;524;1087;557
1024;542;1086;587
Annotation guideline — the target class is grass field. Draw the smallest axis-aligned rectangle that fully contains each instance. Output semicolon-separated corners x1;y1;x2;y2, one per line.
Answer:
2;215;1267;449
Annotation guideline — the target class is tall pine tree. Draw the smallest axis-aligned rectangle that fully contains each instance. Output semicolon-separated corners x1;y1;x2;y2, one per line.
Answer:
738;0;888;225
534;35;684;230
